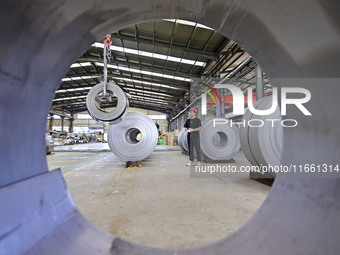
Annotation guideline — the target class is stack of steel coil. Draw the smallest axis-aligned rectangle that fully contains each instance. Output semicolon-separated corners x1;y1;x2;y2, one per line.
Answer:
107;112;158;161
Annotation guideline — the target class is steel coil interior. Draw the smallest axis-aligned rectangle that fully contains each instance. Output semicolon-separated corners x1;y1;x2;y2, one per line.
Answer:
108;112;158;161
200;118;240;160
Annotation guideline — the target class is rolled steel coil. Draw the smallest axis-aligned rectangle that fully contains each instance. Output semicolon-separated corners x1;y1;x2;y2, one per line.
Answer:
108;112;158;161
240;96;283;170
200;118;240;160
177;128;189;152
86;82;128;122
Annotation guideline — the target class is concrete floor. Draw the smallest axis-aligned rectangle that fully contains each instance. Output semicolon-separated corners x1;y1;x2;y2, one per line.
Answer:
47;144;270;249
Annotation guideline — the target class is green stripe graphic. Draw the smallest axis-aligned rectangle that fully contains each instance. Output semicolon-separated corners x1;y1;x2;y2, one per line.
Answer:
200;88;216;105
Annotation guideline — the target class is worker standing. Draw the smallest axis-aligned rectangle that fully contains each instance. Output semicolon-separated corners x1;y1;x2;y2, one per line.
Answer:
184;107;202;166
155;121;161;136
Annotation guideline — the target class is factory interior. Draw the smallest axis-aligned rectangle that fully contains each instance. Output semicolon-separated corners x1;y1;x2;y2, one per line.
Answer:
1;1;339;255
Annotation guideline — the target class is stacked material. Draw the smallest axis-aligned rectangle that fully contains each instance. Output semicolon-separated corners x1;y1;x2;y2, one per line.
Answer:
200;118;240;160
108;112;158;161
86;82;128;122
87;82;158;161
240;96;283;176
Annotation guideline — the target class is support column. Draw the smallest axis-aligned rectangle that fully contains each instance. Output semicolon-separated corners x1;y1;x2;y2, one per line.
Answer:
201;93;206;123
197;104;202;121
201;112;205;122
103;122;109;142
48;113;54;131
61;116;65;131
68;114;74;133
256;64;264;100
216;99;221;117
178;115;182;129
221;89;225;118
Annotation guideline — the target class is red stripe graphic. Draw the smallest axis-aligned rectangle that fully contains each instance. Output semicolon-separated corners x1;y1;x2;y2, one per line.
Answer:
200;82;222;105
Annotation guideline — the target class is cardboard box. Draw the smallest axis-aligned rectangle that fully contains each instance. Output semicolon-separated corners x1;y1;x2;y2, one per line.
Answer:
174;136;178;145
168;134;175;146
173;129;180;136
169;139;176;146
162;136;168;145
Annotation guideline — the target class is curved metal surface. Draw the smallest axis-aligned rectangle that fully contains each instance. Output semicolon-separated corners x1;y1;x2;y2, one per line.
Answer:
201;118;240;160
252;97;282;167
239;98;265;166
240;96;283;170
86;82;128;122
0;0;340;254
108;112;158;161
177;128;189;152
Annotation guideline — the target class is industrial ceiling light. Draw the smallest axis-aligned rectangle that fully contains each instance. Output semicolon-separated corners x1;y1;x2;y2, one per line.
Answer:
96;62;192;82
131;94;169;104
52;95;87;102
125;88;173;97
163;19;214;30
61;76;99;82
92;42;206;67
113;77;179;90
56;87;92;93
70;62;93;68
